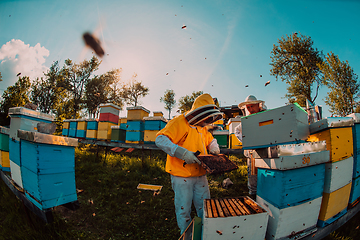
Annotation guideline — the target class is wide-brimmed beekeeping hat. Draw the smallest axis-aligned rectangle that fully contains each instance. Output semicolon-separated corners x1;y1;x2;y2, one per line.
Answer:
238;95;265;109
185;94;222;126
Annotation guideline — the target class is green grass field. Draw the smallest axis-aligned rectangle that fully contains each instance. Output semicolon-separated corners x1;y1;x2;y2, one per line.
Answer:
0;144;360;239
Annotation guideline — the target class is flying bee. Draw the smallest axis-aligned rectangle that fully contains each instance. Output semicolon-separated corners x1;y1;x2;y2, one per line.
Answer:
83;32;105;58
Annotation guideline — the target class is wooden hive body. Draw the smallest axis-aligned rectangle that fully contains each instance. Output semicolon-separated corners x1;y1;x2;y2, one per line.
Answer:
0;150;10;171
323;157;353;193
257;164;325;209
126;106;150;121
257;195;322;240
99;112;119;124
126;120;144;131
111;126;126;142
241;104;309;149
97;122;116;140
212;130;229;148
202;197;268;240
144;130;158;143
86;130;97;140
229;133;242;149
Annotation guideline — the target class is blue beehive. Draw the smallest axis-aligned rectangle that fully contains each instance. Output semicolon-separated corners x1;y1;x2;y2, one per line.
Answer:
126;131;144;142
68;120;77;137
126;120;144;131
144;116;167;130
18;130;78;210
76;129;86;138
349;175;360;204
257;164;326;209
86;119;98;130
62;128;69;136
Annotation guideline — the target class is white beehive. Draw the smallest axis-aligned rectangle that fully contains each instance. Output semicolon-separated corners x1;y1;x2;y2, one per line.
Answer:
202;197;268;240
309;117;354;134
227;117;242;134
241;104;309;149
257;195;322;240
323;156;353;193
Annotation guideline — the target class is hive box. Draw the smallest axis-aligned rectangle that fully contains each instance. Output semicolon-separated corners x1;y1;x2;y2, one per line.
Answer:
153;111;164;117
86;119;98;130
143;116;167;130
111;126;126;142
126;106;150;121
68;120;77;137
76;119;87;130
99;112;119;124
98;103;121;115
18;130;78;210
62;119;70;129
323;157;353;193
76;129;86;138
255;150;330;170
309;117;354;134
126;120;144;131
202;197;268;240
0;150;10;171
318;182;351;227
257;164;325;209
86;130;97;140
144;130;158;143
62;128;69;137
241;103;309;149
213;130;229;148
9;107;54;141
349;175;360;204
257;195;322;240
227;117;242;135
0;126;10;151
229;134;242;149
126;131;144;143
308;127;353;163
10;160;23;188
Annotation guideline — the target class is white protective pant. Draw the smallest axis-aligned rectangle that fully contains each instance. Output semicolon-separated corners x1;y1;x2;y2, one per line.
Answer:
170;175;210;234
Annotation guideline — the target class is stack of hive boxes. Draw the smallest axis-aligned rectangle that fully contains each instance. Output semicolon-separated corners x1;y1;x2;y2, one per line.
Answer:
86;119;98;140
202;196;269;239
97;103;121;141
75;119;87;138
68;119;77;138
8;107;54;188
119;117;127;129
125;106;150;143
242;103;328;240
62;119;70;136
308;117;354;227
18;129;78;210
143;115;167;144
0;126;10;172
227;117;242;149
347;113;360;205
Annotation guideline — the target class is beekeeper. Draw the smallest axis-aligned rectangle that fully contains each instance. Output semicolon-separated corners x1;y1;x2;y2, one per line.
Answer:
234;95;266;198
155;93;222;235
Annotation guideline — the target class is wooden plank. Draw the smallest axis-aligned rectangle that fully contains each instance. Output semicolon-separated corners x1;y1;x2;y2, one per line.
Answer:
235;198;251;215
243;197;265;213
230;198;249;215
125;148;135;153
227;198;242;216
223;198;237;216
219;199;231;217
205;199;212;218
210;199;218;218
214;199;225;217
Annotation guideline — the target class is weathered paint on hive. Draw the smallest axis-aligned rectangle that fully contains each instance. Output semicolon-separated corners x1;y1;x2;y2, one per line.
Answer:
10;160;23;188
323;157;353;193
143;130;158;142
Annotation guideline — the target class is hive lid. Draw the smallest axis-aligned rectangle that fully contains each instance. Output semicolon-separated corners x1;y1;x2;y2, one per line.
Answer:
8;107;54;121
212;130;229;135
126;106;150;113
347;113;360;123
143;116;167;122
17;129;78;147
0;126;10;135
98;103;122;110
309;117;354;134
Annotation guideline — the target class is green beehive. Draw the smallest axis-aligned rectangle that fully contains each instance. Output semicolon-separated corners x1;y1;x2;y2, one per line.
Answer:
0;127;10;151
212;130;229;148
111;126;126;142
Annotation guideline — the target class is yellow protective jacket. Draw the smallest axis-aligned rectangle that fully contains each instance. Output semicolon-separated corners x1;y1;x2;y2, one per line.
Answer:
156;94;215;177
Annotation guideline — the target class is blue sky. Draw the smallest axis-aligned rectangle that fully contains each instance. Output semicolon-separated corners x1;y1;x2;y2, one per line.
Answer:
1;0;359;118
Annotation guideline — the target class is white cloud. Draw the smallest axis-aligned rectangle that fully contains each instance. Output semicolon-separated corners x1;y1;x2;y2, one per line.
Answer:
0;39;49;91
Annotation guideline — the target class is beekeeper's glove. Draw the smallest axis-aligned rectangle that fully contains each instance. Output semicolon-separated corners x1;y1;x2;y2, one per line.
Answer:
174;146;201;165
208;139;220;155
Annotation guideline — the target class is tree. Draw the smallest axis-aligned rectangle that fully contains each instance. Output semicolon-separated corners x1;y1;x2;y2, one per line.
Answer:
121;74;149;107
160;89;176;119
178;91;203;113
0;76;31;125
319;52;360;116
61;56;101;118
270;33;324;106
85;68;124;118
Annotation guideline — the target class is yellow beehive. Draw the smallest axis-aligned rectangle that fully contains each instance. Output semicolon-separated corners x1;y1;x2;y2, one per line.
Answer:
213;119;224;125
127;106;150;121
63;120;70;129
98;122;116;131
318;182;351;222
0;150;10;168
119;117;127;124
97;130;112;140
86;130;97;139
153;111;164;117
229;134;242;149
308;127;353;162
144;130;158;142
77;120;87;130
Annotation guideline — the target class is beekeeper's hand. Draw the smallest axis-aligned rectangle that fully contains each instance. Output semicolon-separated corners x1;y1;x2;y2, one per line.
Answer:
208;139;220;155
174;146;201;165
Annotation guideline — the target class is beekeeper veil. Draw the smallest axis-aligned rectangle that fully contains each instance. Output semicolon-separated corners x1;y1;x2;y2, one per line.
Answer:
185;94;222;126
238;95;266;116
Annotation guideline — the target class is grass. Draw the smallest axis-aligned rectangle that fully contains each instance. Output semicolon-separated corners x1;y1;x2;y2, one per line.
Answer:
0;144;360;239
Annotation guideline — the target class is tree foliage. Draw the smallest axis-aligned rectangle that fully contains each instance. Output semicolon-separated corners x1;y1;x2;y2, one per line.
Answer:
84;68;124;118
178;91;203;113
121;74;149;107
270;33;324;106
160;89;176;119
319;52;360;116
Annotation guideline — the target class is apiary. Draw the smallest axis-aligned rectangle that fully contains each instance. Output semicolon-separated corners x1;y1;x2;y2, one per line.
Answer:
308;126;353;163
111;126;126;142
212;130;229;148
126;106;150;121
143;130;158;143
8;107;54;141
18;129;78;210
257;164;325;209
257;195;322;240
349;175;360;204
317;182;351;227
323;156;353;193
143;116;167;130
62;119;70;136
241;103;309;149
229;134;242;149
227;117;241;134
202;197;268;240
